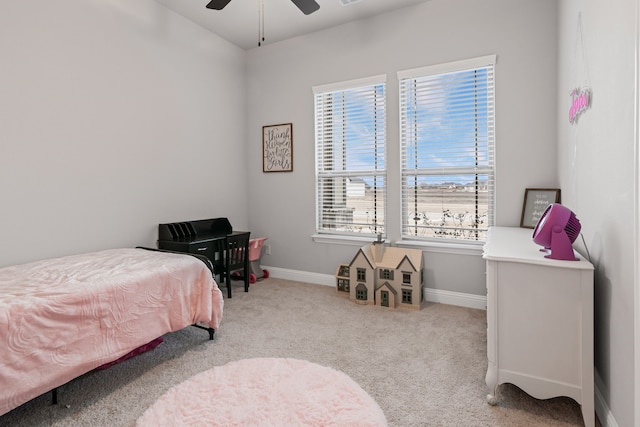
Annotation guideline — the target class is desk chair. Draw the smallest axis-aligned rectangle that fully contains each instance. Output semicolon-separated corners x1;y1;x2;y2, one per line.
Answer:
222;232;251;298
208;237;229;297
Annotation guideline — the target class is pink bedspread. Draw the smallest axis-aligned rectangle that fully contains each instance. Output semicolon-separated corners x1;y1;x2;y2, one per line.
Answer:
0;248;224;416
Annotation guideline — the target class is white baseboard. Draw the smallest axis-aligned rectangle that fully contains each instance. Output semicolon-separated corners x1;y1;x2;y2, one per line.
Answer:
595;371;620;427
263;266;335;286
263;266;487;310
423;288;487;310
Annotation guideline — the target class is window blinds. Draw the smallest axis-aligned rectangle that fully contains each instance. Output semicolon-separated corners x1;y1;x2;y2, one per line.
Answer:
313;75;387;236
399;55;495;241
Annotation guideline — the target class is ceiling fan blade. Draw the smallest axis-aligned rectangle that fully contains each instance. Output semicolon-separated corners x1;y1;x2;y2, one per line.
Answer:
291;0;320;15
206;0;233;10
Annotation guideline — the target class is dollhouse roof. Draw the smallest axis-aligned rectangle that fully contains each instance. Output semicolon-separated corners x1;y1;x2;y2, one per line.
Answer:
377;281;398;294
351;244;423;272
349;248;374;269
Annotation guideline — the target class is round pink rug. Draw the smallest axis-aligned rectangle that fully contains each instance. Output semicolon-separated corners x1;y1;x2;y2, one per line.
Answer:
136;357;387;426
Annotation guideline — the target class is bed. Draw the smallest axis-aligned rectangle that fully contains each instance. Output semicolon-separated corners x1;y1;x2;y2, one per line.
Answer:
0;247;224;416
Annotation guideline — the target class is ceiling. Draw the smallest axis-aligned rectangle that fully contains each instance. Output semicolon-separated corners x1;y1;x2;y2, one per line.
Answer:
155;0;429;50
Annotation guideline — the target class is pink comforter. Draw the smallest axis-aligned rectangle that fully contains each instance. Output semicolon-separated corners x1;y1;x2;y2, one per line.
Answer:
0;248;224;416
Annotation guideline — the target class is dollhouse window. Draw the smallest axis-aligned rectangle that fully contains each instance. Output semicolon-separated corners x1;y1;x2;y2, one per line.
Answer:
357;268;366;282
338;265;350;277
403;272;411;284
356;285;367;300
402;289;412;304
380;269;393;280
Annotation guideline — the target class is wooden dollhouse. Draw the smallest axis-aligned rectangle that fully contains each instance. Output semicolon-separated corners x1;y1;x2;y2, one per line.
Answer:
336;239;424;310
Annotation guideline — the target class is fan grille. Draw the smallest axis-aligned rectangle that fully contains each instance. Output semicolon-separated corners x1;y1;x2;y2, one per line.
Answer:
565;212;581;243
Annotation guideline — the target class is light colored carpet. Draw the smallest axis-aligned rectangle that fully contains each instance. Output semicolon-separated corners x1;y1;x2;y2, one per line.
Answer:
136;357;387;426
0;278;592;426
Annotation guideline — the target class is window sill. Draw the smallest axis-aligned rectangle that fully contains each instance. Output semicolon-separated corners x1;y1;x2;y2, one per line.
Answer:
311;234;384;246
395;239;484;256
312;234;484;256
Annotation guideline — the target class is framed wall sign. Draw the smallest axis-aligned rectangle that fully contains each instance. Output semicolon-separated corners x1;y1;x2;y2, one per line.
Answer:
263;123;293;172
520;188;561;229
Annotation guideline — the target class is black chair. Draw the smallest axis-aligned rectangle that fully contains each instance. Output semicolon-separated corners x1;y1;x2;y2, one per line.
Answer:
222;232;251;298
208;237;228;296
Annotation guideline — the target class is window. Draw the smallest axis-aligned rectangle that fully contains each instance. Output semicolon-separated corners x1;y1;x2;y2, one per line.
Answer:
357;268;366;282
380;269;393;280
337;278;350;292
402;272;411;284
314;75;387;237
402;289;413;304
356;284;368;301
399;55;495;242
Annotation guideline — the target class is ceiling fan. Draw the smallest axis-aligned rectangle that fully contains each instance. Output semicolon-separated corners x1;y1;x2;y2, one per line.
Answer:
206;0;320;15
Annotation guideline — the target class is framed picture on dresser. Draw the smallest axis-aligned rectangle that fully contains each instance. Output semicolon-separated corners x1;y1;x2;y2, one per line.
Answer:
520;188;561;228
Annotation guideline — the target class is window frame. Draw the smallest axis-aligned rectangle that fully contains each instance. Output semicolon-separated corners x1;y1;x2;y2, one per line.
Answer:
402;272;411;284
397;55;496;245
313;74;387;239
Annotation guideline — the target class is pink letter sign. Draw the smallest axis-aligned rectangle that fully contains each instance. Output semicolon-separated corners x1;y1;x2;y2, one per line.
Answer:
569;87;591;124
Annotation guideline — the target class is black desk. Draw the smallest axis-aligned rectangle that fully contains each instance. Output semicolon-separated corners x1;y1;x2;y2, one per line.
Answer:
157;218;250;298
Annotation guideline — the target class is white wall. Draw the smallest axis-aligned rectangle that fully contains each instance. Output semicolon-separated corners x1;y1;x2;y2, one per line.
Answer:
245;0;558;296
558;1;637;426
0;0;248;267
1;0;636;423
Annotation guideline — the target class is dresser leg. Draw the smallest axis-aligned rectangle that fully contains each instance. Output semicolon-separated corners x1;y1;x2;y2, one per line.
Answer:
486;393;499;406
487;384;500;406
485;364;498;405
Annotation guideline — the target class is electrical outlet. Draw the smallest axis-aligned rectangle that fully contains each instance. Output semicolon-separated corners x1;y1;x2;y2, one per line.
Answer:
265;244;271;255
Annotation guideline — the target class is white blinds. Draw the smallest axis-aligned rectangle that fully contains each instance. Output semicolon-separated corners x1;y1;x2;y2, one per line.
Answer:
313;75;387;236
399;55;495;241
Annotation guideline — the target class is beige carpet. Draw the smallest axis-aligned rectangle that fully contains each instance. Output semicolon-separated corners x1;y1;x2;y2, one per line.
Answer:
0;278;592;426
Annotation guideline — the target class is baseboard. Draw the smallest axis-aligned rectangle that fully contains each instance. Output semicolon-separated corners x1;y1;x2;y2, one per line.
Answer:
263;266;487;310
595;371;620;427
423;288;487;310
262;266;335;287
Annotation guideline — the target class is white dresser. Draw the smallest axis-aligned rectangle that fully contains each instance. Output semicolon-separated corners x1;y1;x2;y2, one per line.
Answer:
483;226;594;427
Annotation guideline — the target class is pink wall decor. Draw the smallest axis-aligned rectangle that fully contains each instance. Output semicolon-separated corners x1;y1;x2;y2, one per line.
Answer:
569;87;591;124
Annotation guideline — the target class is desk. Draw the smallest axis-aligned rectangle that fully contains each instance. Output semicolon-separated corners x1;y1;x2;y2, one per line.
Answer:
483;227;594;427
158;218;250;298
